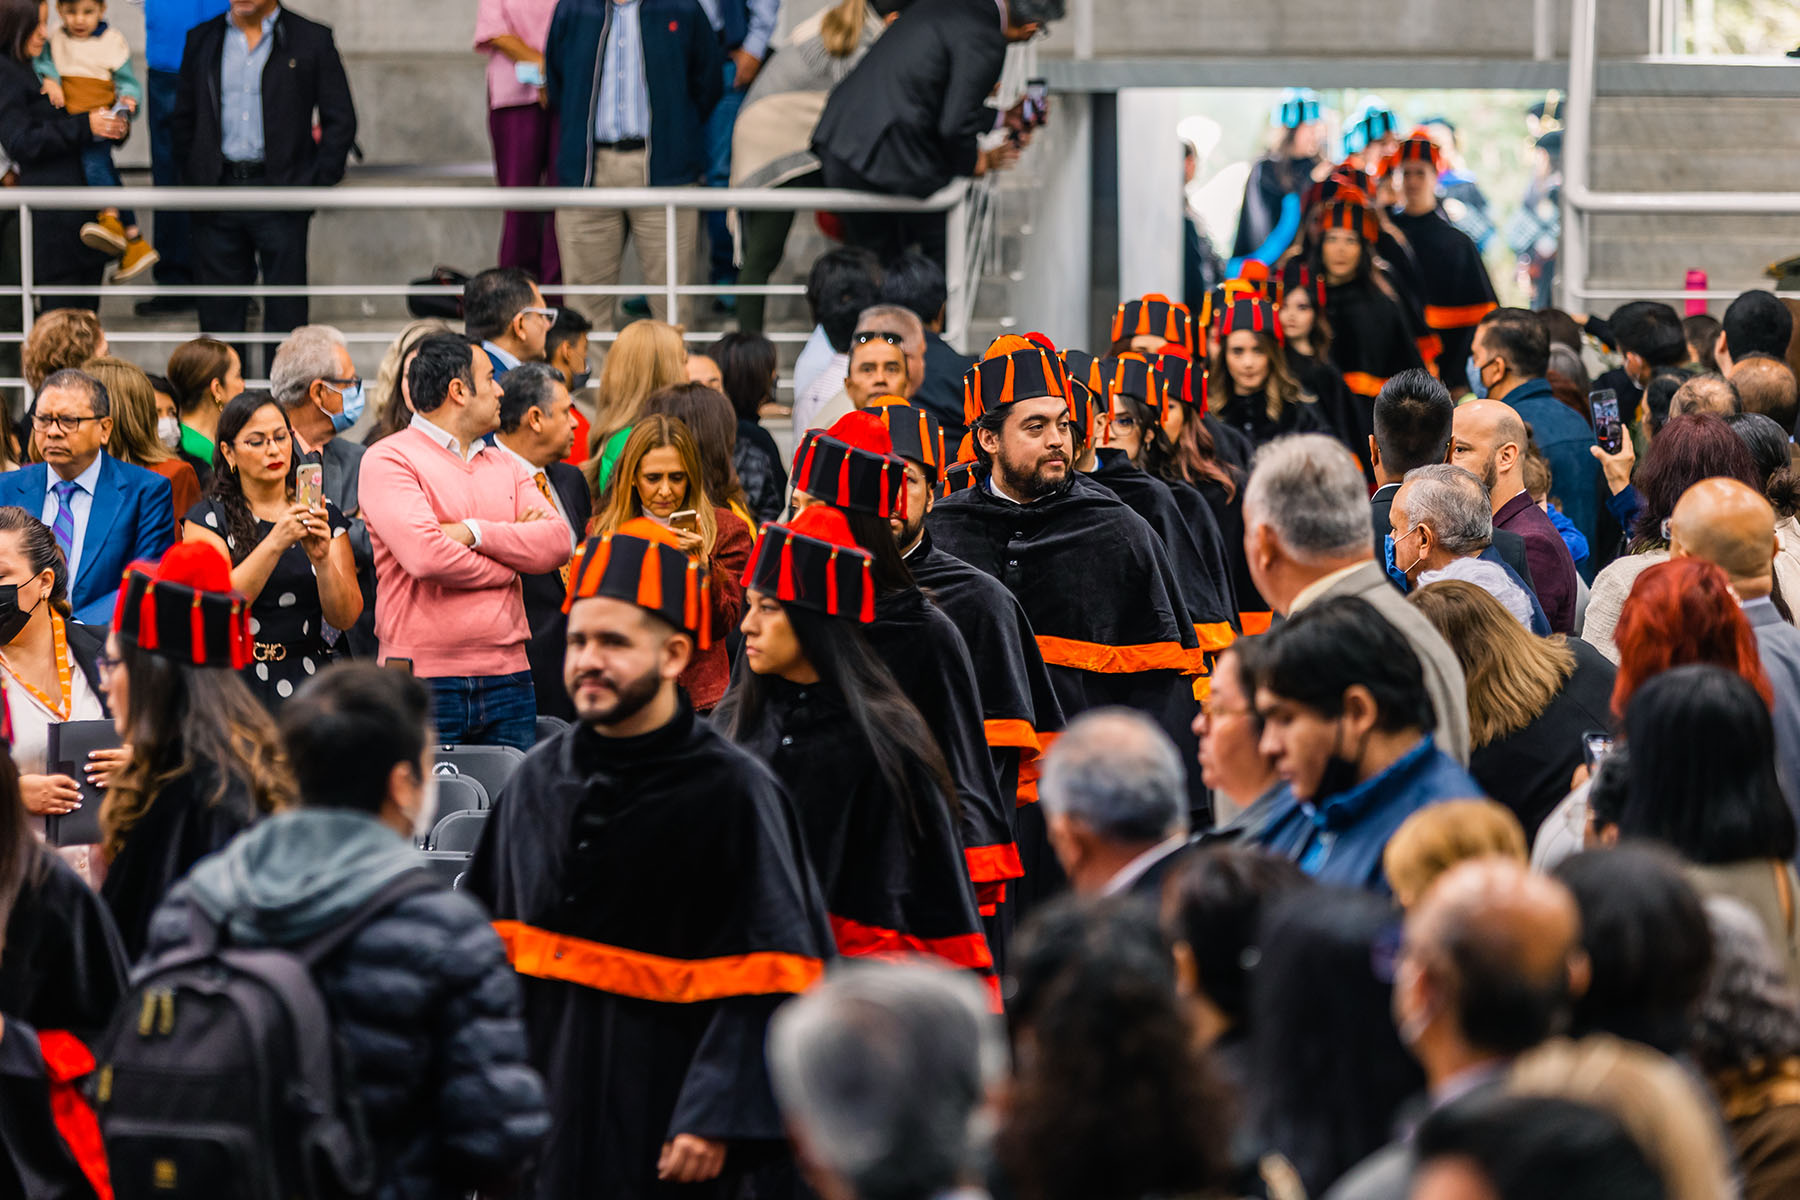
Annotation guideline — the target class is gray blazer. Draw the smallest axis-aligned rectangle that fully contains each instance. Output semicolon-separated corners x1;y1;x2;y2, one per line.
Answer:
1293;560;1472;764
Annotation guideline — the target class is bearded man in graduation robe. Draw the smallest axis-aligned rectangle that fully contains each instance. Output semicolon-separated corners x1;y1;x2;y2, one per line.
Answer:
465;520;835;1200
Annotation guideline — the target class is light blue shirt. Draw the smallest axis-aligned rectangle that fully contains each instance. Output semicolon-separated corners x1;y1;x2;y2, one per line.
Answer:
42;452;105;584
593;0;650;144
221;8;278;163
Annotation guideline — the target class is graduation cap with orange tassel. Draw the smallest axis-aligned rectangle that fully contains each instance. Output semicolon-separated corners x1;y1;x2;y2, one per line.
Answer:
1110;293;1197;356
1153;343;1207;417
1386;128;1445;175
962;334;1072;430
112;542;254;669
1320;194;1380;245
866;395;948;483
1219;297;1285;346
940;460;980;497
1279;257;1328;309
563;517;714;647
790;410;909;519
743;504;877;624
1094;351;1166;422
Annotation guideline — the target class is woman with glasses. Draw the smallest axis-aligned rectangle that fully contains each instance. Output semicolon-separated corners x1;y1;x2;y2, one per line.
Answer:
181;391;361;711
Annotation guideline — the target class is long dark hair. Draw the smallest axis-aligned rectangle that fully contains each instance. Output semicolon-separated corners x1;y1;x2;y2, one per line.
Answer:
1621;665;1797;864
100;639;294;859
710;331;778;423
1161;406;1242;500
842;506;915;595
716;601;955;839
0;0;40;65
206;390;300;565
998;897;1236;1200
0;506;70;619
1247;888;1426;1196
0;744;36;953
1112;393;1175;479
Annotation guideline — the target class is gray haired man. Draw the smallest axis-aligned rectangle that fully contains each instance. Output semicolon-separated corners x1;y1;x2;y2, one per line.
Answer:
769;962;1005;1200
1243;434;1471;762
1038;708;1190;900
1393;464;1548;632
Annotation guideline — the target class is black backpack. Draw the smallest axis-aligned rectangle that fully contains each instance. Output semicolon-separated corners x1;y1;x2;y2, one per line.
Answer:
89;872;438;1200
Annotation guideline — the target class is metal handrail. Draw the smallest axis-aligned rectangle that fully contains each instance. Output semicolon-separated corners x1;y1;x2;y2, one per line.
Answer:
0;179;974;350
1559;0;1798;306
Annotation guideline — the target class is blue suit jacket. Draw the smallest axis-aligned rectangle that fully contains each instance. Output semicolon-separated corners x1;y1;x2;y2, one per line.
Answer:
0;456;176;625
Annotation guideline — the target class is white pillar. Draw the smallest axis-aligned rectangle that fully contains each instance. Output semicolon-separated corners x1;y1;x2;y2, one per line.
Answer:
1014;95;1094;350
1115;89;1184;305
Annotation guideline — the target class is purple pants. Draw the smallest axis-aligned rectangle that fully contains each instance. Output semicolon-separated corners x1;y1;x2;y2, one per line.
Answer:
489;103;560;286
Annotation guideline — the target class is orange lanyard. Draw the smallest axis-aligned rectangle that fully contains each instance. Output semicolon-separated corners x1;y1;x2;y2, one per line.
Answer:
1;611;72;721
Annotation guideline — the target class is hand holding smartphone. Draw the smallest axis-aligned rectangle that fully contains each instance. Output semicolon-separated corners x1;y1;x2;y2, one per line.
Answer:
1589;388;1624;455
296;463;324;510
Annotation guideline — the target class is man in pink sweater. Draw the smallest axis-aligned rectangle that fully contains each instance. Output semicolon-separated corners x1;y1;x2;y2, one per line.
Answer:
360;334;573;749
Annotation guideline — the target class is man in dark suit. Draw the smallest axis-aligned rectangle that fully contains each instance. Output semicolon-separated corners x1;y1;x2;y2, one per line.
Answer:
1038;708;1191;903
464;267;553;379
810;0;1061;265
171;0;356;370
0;371;175;625
492;364;590;720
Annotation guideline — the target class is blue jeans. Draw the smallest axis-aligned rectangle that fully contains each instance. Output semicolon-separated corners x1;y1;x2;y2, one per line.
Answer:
703;59;746;284
424;671;537;751
81;142;135;228
146;68;191;283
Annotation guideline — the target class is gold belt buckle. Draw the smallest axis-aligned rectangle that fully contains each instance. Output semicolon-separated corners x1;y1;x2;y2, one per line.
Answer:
253;642;288;663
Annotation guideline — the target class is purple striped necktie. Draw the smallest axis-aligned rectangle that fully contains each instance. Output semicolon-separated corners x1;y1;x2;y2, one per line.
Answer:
50;480;79;559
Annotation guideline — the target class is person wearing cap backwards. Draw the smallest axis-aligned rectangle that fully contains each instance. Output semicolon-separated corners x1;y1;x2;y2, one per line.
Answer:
927;335;1219;819
464;518;835;1200
1386;129;1498;393
98;542;294;960
1234;87;1326;260
716;504;996;1000
788;411;1023;941
1306;193;1427;448
1083;351;1241;647
869;395;1068;921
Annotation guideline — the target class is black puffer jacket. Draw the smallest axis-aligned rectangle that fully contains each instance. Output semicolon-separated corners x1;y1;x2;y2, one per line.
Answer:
736;419;788;524
145;814;548;1200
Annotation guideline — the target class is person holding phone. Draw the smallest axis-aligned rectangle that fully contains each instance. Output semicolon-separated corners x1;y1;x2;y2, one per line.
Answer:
181;391;361;711
587;414;749;711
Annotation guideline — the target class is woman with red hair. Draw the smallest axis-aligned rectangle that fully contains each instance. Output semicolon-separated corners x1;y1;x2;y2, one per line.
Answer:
1612;558;1772;716
1582;412;1764;664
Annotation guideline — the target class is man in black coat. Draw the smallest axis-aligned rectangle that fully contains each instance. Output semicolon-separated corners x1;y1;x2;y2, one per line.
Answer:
171;0;356;370
810;0;1063;265
491;364;590;721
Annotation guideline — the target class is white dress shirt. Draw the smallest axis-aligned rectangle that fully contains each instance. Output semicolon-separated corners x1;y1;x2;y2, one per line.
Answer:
42;452;105;584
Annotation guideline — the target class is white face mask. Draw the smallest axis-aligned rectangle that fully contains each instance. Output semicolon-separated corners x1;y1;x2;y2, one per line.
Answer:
411;771;440;843
157;416;182;450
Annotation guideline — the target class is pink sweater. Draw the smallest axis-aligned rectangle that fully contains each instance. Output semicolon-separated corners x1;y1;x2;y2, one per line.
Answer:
359;426;572;677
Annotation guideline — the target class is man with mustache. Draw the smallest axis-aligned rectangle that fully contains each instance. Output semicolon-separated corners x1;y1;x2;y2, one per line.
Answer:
927;335;1216;822
465;519;835;1200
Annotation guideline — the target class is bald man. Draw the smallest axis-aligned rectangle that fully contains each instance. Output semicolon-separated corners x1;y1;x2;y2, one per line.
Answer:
1731;354;1799;433
1328;859;1589;1200
1668;371;1741;420
1451;400;1579;633
1669;477;1800;814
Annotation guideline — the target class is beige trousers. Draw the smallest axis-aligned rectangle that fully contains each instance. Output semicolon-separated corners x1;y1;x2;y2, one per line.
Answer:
556;147;698;331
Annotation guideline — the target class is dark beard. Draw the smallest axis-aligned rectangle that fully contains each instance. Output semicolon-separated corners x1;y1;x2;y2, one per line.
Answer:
573;664;664;729
997;454;1073;502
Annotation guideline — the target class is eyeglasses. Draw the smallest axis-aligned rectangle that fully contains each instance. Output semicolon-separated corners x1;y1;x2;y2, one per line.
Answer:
854;330;904;346
31;413;100;433
96;651;120;683
323;375;362;390
1199;696;1251;721
520;306;557;323
237;430;292;451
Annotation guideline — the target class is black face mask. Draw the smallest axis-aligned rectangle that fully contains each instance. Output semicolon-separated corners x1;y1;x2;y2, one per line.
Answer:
1312;718;1369;804
0;583;44;645
568;369;592;392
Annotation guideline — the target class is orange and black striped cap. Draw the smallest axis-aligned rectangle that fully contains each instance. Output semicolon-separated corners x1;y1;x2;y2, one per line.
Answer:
963;334;1072;428
1320;195;1379;244
866;396;948;483
1095;352;1165;420
1153;345;1206;416
564;518;713;648
1219;298;1284;346
114;542;254;670
1389;128;1444;174
1279;258;1327;309
791;411;909;519
743;504;877;624
1110;293;1197;355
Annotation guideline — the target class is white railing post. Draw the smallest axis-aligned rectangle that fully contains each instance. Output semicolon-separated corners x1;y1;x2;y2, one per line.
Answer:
665;200;680;327
944;187;971;350
1561;0;1597;311
17;205;33;344
1533;0;1554;60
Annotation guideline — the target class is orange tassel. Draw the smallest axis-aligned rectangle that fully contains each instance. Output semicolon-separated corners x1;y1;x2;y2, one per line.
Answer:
699;574;713;649
636;542;663;613
684;560;699;632
564;537;613;613
137;580;158;651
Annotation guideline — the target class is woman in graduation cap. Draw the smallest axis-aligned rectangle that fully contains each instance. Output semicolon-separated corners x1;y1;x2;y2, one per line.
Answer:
718;504;994;997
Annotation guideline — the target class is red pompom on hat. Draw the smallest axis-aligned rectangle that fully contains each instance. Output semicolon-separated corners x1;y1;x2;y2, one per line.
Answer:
112;542;253;669
791;410;909;519
825;409;896;456
1236;260;1271;286
743;502;878;623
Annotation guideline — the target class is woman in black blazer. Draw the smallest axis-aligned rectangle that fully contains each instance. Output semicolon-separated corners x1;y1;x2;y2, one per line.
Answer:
0;0;122;308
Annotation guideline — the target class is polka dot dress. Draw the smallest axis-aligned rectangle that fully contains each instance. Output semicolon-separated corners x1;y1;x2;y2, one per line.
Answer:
188;497;349;712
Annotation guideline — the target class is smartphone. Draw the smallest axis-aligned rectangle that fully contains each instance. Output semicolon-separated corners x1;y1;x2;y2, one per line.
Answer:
670;509;699;536
1589;388;1623;455
107;101;130;118
1582;731;1616;773
1024;78;1048;127
513;60;546;88
296;463;323;509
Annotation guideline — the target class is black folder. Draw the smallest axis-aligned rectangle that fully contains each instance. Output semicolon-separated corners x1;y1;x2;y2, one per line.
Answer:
44;719;120;847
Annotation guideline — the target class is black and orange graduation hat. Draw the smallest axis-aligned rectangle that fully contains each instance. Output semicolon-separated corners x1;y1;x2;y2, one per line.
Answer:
1279;257;1328;309
1153;343;1206;416
1197;277;1269;335
791;411;909;519
113;542;254;669
1110;293;1197;356
866;395;948;482
1219;297;1285;346
1058;347;1102;446
1320;194;1380;245
962;333;1072;430
1385;128;1444;175
564;518;714;648
743;503;877;624
1095;351;1165;422
940;460;979;497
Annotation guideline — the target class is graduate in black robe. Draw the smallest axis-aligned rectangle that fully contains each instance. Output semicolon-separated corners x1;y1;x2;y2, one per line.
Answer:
465;522;835;1200
874;397;1068;923
718;506;996;1003
0;847;128;1043
928;337;1214;817
789;414;1022;919
1311;196;1426;447
1388;131;1498;391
